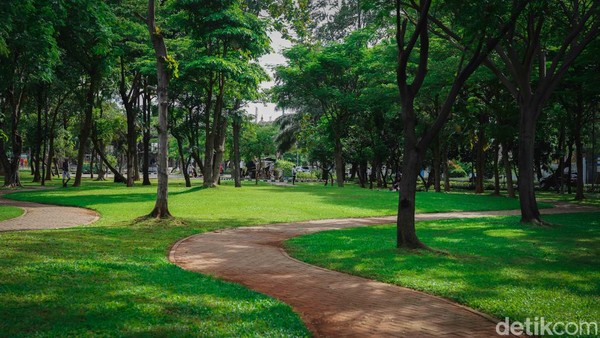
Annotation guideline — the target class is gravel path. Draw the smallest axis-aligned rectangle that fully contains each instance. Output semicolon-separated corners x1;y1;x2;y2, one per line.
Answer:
170;203;597;337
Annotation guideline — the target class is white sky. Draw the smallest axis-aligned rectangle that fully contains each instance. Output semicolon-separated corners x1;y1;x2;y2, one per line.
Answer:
244;30;292;122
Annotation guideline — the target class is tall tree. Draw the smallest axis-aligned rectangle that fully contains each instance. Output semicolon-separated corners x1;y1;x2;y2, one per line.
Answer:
0;0;60;187
393;0;525;248
483;0;599;223
147;0;172;218
59;0;115;187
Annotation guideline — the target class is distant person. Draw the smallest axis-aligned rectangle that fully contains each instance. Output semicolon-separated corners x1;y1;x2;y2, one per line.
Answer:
292;167;297;185
62;159;71;187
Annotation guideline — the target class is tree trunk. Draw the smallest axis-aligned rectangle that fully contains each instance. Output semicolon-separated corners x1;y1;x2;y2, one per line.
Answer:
148;0;172;218
142;81;151;186
475;114;486;194
574;99;585;200
493;142;500;195
255;156;260;185
92;135;126;183
517;108;541;223
41;117;48;186
432;137;441;192
89;148;95;179
350;162;357;180
211;117;227;185
333;138;344;187
126;103;136;187
397;147;426;249
1;88;25;187
566;143;573;195
33;97;43;183
232;117;242;188
45;98;62;181
358;161;367;188
443;145;450;192
175;134;191;187
502;144;515;198
74;73;98;187
203;74;221;188
46;134;55;181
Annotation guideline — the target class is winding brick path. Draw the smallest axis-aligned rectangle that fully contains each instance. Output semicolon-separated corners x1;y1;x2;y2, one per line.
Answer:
0;191;99;231
170;203;597;337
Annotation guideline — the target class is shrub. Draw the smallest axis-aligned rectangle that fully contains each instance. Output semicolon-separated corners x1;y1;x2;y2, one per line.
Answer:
448;161;468;178
297;171;318;180
276;160;295;177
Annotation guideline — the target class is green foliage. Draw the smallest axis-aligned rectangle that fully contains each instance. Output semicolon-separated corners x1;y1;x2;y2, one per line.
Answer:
296;171;319;180
275;159;295;177
448;161;468;178
242;123;277;161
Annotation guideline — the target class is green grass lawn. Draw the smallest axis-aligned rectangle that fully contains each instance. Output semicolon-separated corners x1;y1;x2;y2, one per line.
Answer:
0;175;554;336
285;212;600;331
538;191;600;208
0;205;24;222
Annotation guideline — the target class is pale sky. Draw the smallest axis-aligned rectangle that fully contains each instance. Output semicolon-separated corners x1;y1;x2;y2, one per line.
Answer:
244;29;292;122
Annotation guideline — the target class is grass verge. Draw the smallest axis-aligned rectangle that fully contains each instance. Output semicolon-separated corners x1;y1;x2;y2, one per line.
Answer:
0;205;24;222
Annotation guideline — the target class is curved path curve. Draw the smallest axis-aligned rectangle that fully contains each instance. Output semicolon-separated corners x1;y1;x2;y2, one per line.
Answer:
0;191;99;232
170;203;597;337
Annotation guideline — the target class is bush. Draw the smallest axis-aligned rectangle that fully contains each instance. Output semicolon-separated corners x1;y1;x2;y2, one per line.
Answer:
297;171;319;180
275;160;295;177
448;161;468;178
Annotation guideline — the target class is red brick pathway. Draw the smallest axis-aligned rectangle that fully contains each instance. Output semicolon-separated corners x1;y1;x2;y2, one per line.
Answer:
0;192;99;231
170;203;596;337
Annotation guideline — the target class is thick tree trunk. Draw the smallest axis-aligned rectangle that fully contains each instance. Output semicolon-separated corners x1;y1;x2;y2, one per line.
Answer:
397;147;427;249
148;0;171;218
333;138;344;187
74;73;98;187
232;118;242;188
211;118;227;185
517;108;541;223
1;89;24;187
358;161;367;188
203;75;221;188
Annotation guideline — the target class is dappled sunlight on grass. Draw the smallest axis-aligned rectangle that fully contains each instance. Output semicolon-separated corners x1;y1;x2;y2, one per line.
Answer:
286;212;600;326
0;176;565;335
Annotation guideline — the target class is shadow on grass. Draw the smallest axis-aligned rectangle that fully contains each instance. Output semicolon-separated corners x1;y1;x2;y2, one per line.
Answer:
286;212;600;323
0;222;309;336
